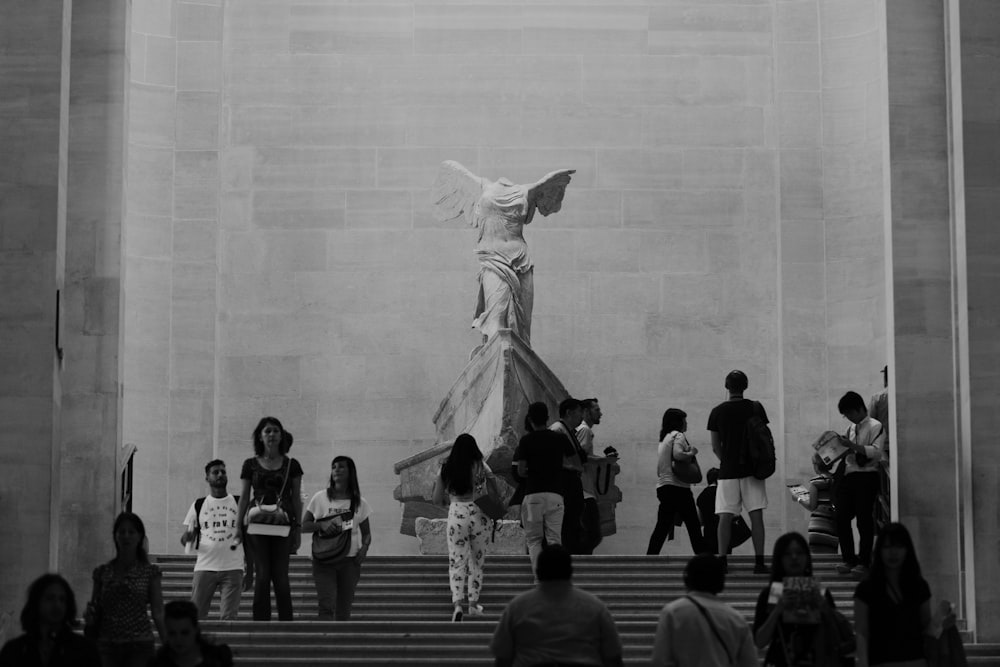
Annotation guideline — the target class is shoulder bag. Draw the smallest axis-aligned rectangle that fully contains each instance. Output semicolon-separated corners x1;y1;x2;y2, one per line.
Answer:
685;595;735;666
473;469;507;521
312;510;355;565
671;434;703;485
246;459;291;536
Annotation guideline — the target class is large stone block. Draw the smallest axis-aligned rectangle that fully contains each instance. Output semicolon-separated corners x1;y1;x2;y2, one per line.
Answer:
596;149;683;189
522;6;647;56
177;2;222;42
415;518;526;555
289;5;413;56
644;106;765;148
413;5;521;56
177;41;221;92
649;5;773;56
144;35;176;87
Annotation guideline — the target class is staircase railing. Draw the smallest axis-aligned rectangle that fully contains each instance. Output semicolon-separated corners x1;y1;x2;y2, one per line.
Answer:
120;443;136;513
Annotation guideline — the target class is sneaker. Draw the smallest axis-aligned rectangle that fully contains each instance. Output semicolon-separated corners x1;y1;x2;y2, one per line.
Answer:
851;565;870;578
753;562;769;575
451;606;463;623
835;563;853;575
467;603;484;617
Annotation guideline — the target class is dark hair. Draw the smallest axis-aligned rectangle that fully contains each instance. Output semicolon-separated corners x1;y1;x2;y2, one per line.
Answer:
660;408;687;440
159;600;218;658
558;398;581;417
204;459;225;475
706;467;720;486
327;455;361;513
251;416;289;457
725;370;749;393
769;532;813;582
580;398;598;410
527;401;549;427
870;522;924;588
536;544;572;582
684;554;726;594
20;574;77;635
441;434;483;496
523;414;534;432
112;512;149;563
837;391;867;415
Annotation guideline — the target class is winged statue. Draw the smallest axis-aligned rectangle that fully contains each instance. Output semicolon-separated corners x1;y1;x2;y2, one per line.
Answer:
430;161;575;347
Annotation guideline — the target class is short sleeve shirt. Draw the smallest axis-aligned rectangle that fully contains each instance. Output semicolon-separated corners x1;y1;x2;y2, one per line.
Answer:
240;456;303;506
707;399;768;479
305;492;372;557
854;577;931;664
93;561;162;643
183;495;244;572
517;430;575;496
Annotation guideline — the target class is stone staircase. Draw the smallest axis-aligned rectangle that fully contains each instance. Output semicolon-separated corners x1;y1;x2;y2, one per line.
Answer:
156;554;1000;666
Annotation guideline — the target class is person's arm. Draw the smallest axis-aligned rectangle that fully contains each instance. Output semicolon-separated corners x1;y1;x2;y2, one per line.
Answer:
753;586;785;649
489;607;514;667
301;509;320;534
649;608;671;666
356;517;372;564
236;478;252;545
289;466;303;552
737;620;760;667
854;597;870;667
180;503;197;547
796;482;819;512
710;431;722;461
432;471;447;506
672;434;697;461
920;598;933;635
149;568;166;644
865;425;886;463
598;606;624;667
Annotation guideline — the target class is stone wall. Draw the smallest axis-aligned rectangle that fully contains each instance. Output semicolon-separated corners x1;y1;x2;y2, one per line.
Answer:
124;0;890;556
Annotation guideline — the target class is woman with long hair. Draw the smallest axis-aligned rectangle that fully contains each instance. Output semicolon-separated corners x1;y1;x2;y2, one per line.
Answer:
149;600;232;667
753;532;846;666
432;433;492;622
0;574;101;667
646;408;706;555
301;455;373;620
854;522;934;667
235;416;304;621
86;512;165;667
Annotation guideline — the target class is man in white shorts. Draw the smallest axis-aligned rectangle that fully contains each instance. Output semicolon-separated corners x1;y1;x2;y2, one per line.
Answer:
707;370;769;574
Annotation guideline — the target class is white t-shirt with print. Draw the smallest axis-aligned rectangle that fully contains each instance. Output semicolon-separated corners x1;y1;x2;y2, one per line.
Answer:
183;495;244;572
305;491;372;557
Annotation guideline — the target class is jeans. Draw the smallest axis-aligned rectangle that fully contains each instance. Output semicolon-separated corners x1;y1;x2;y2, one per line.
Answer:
647;484;706;555
522;491;564;574
247;533;293;620
311;558;362;620
98;640;154;667
191;569;243;620
560;470;584;554
835;471;880;567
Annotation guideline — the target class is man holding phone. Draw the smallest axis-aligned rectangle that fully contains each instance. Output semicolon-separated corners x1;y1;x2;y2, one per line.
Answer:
180;459;246;620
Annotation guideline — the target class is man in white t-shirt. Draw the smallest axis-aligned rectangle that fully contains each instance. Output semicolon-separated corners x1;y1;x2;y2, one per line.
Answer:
181;459;245;620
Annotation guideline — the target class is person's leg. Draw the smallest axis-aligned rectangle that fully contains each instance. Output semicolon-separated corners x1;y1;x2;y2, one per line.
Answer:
190;570;216;620
271;536;293;621
466;507;489;609
447;502;469;609
835;475;860;568
560;472;583;553
715;478;740;560
312;559;337;620
541;492;564;550
677;488;707;554
248;534;273;621
580;498;602;554
522;494;546;573
717;512;734;558
122;641;155;667
646;486;674;555
99;643;123;667
855;473;881;567
749;508;765;556
334;560;362;621
218;570;243;620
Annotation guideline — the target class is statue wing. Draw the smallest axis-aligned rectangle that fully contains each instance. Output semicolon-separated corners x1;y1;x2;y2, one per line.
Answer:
529;168;576;216
430;160;486;226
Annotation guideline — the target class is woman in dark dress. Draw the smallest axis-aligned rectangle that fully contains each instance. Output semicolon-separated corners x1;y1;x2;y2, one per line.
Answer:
854;522;934;667
236;416;304;621
753;531;846;667
0;574;100;667
148;601;232;667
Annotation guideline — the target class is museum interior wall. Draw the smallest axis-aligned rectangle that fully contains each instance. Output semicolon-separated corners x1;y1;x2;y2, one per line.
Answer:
116;0;890;557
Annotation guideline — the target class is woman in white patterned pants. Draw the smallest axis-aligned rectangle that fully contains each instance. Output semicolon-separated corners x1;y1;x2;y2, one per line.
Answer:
433;434;492;622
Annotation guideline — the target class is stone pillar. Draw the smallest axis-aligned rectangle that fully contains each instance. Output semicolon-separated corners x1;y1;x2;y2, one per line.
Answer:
960;0;1000;642
0;0;68;627
58;0;129;596
885;0;962;608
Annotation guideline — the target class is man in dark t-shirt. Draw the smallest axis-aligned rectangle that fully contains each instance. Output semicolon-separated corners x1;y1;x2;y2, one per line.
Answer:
707;369;769;573
515;402;575;574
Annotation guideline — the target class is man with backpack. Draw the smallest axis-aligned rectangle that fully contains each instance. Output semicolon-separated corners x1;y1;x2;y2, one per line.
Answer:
707;370;772;574
181;459;246;619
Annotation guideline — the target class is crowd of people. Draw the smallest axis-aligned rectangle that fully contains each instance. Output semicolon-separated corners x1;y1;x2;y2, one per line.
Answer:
1;370;963;666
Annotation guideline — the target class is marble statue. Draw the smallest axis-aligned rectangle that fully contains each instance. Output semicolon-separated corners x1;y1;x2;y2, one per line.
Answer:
430;161;575;346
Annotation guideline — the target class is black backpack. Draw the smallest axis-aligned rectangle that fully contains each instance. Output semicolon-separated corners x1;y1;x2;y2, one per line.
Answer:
744;401;775;480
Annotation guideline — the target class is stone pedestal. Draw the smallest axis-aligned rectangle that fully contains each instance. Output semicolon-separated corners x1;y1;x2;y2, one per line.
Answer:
394;329;622;538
